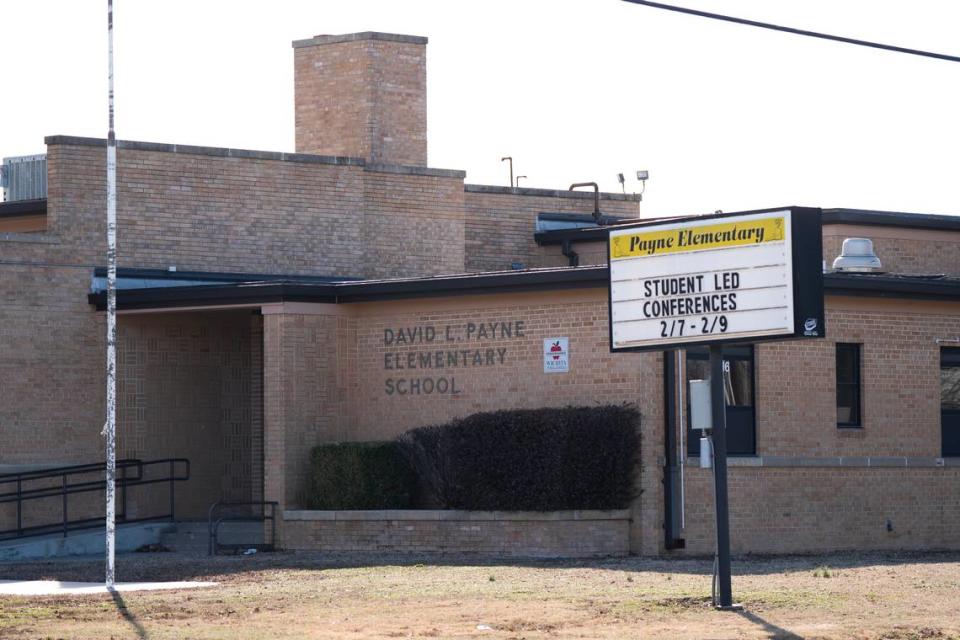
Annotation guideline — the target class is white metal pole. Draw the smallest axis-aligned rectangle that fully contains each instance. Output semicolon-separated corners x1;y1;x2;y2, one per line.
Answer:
103;0;118;589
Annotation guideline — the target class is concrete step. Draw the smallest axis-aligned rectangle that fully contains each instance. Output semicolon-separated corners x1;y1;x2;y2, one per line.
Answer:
0;522;175;562
160;521;267;555
159;522;209;554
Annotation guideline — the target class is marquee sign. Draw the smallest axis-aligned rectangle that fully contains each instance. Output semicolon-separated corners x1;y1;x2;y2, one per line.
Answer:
608;207;824;352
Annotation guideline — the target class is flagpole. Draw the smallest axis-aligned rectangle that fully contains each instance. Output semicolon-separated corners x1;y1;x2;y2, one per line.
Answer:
104;0;118;589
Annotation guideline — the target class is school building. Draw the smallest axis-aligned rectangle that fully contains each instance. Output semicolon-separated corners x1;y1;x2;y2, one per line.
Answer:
1;32;958;558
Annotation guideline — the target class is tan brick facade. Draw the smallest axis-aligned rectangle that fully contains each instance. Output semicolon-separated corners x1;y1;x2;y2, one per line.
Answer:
823;224;960;276
670;297;960;555
294;33;428;166
43;138;470;280
3;30;959;559
254;290;960;556
282;510;630;558
117;311;257;519
463;185;640;272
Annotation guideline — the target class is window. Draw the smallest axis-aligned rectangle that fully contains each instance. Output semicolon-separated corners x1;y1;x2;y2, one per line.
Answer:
686;345;755;456
836;343;862;427
942;348;960;457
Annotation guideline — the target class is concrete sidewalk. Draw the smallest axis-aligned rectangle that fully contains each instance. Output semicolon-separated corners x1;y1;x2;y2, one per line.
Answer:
0;579;216;596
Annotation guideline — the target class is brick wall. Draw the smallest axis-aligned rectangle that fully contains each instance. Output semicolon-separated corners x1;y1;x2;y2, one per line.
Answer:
117;310;255;519
262;309;352;507
261;291;960;556
263;292;649;506
823;224;960;276
346;290;645;441
534;241;609;268
363;169;465;278
680;467;960;555
668;296;960;555
464;185;640;272
258;291;653;550
755;299;958;457
0;300;256;528
43;138;468;279
46;140;366;276
294;33;428;166
282;510;630;557
0;265;104;465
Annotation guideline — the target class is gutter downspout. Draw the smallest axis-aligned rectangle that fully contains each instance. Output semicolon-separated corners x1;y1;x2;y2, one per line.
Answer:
561;239;579;267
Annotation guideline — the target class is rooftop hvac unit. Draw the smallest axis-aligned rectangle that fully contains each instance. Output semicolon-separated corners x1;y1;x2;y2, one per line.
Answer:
1;155;47;202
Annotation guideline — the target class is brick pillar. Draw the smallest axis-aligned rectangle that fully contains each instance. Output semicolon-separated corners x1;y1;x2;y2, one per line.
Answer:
262;313;286;517
250;313;264;506
293;32;428;166
261;304;353;547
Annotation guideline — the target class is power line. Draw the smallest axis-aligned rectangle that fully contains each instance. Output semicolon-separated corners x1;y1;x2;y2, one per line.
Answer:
621;0;960;64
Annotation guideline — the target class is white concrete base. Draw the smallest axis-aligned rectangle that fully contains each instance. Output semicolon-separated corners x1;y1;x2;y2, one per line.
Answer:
0;580;216;596
0;522;176;562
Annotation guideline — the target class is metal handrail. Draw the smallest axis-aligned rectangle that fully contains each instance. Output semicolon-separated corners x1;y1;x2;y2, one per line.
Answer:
0;458;190;542
207;501;278;555
0;458;143;481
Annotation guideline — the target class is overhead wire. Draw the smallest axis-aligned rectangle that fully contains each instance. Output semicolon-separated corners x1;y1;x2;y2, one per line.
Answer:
621;0;960;64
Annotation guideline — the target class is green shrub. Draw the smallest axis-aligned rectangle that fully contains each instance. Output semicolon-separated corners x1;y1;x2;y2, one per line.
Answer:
397;405;639;511
306;441;416;510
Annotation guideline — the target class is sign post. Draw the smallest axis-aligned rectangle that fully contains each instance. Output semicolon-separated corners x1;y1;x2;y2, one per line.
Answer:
709;343;733;607
607;207;824;608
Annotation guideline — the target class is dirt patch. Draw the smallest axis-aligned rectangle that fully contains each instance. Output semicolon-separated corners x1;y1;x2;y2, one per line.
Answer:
0;551;959;639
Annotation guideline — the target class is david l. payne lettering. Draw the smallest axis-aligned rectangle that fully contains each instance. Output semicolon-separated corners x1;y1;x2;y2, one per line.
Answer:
382;318;526;396
384;348;508;370
385;377;461;396
383;320;525;345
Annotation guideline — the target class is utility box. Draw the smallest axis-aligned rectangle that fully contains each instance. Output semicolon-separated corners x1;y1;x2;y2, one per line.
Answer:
689;379;712;431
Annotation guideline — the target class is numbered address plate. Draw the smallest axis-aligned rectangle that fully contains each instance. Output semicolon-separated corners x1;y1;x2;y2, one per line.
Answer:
608;210;796;350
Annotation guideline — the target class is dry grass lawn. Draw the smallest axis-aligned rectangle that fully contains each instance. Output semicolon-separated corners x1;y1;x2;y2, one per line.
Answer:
1;551;959;639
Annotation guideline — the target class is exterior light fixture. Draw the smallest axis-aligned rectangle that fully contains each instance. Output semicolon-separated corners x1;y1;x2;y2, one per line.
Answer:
501;156;513;188
636;170;650;201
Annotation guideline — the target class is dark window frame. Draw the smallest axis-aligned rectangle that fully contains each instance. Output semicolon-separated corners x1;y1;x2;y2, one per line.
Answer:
942;347;960;457
685;344;756;457
836;343;863;428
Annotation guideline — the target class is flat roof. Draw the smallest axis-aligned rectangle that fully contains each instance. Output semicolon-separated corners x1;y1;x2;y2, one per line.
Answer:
0;199;46;218
88;265;960;311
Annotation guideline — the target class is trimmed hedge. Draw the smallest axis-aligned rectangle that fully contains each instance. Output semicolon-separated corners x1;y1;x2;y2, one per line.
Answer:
397;405;639;511
306;441;417;510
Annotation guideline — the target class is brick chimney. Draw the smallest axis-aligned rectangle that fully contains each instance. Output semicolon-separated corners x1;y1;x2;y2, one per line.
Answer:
293;32;428;166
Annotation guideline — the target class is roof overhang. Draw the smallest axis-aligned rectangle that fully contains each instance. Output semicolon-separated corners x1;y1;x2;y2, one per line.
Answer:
88;267;960;312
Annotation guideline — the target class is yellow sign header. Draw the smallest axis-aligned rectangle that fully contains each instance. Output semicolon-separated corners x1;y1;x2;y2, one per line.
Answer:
610;216;785;260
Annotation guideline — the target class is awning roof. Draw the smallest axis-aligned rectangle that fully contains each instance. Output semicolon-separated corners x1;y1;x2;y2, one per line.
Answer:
88;266;960;312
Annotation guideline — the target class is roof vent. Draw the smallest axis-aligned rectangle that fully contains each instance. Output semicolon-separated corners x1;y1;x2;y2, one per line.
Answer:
832;237;883;273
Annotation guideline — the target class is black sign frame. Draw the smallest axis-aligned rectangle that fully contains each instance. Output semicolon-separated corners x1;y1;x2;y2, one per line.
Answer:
607;206;825;353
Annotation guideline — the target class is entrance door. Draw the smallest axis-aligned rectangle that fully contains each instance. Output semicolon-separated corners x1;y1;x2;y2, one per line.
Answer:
942;348;960;457
686;345;756;456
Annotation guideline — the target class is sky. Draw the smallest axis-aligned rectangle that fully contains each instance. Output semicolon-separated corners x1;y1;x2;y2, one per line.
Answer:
2;0;959;218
